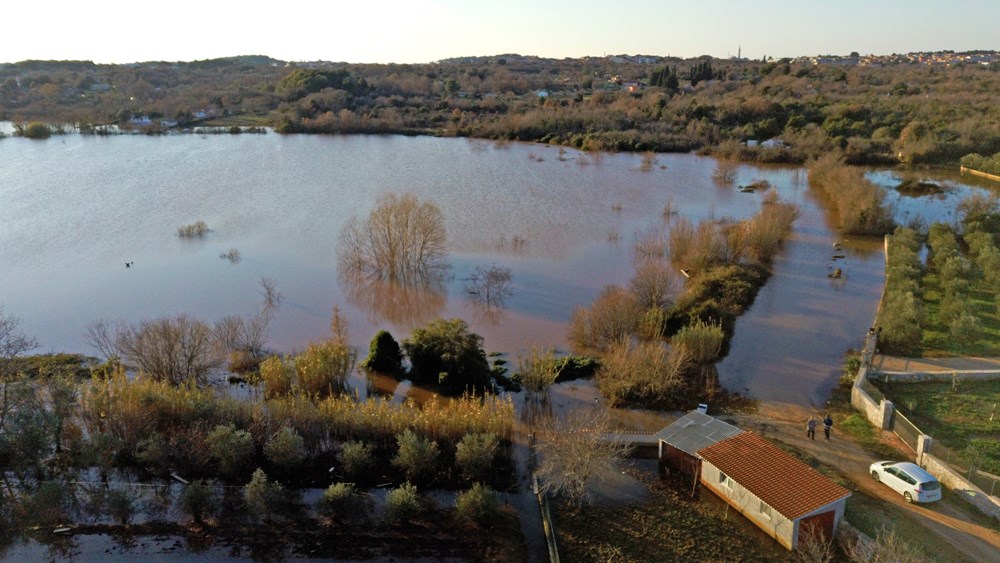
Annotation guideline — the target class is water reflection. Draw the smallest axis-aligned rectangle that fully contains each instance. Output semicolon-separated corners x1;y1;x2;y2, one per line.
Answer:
338;268;446;328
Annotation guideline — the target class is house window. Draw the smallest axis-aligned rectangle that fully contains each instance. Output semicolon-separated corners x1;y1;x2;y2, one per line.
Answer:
759;501;772;519
719;471;731;489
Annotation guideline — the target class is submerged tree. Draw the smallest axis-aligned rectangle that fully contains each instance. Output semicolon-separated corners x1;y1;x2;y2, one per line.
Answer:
338;192;448;281
464;263;513;307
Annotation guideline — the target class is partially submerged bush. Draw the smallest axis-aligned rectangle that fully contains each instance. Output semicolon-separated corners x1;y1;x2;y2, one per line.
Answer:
177;221;210;237
361;329;403;374
180;479;216;524
317;482;371;523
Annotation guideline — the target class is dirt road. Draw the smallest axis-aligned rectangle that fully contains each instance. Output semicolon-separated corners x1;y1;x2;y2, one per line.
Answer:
729;406;1000;563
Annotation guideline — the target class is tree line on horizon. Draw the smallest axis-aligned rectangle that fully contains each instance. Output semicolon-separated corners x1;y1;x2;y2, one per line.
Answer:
3;54;1000;167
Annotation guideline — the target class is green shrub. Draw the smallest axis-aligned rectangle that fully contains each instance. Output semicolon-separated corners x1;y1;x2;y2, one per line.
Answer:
402;318;491;393
264;426;307;470
455;483;500;526
135;433;170;474
392;430;439;483
260;356;294;399
20;481;68;527
180;480;216;524
671;319;725;364
107;488;137;525
455;433;499;483
22;122;51;139
338;441;375;481
294;340;356;397
361;330;403;374
206;424;256;479
317;482;371;523
244;468;284;520
384;482;423;524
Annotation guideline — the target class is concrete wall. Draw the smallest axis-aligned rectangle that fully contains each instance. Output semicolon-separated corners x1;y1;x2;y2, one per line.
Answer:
701;461;796;550
878;370;1000;383
921;453;1000;520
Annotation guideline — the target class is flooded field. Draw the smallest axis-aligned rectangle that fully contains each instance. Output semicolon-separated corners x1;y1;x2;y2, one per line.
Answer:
1;131;992;406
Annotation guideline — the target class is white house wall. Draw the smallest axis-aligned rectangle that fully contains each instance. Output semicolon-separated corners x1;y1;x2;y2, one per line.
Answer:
700;460;795;550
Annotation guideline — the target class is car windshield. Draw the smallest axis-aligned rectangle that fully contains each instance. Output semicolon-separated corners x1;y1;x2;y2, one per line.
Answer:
921;481;941;491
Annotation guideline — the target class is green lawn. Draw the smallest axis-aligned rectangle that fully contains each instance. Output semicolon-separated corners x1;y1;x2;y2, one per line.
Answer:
876;379;1000;475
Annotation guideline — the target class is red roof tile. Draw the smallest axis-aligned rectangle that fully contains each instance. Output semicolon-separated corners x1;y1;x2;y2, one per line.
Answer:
697;432;850;520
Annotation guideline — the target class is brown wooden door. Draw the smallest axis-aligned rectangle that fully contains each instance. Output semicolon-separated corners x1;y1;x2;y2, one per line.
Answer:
799;510;835;547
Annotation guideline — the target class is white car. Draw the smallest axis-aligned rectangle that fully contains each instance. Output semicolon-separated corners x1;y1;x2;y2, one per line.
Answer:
869;461;942;503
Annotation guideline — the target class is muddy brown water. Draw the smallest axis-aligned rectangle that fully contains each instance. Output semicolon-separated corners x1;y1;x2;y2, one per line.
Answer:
1;130;989;407
3;130;996;560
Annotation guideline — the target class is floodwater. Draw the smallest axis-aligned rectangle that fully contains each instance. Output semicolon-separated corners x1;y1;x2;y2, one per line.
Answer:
1;130;994;407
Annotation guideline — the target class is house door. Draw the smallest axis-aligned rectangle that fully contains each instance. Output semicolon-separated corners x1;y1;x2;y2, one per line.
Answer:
798;510;835;547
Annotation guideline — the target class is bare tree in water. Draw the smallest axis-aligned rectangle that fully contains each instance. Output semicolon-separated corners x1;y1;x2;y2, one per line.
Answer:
338;192;448;282
464;264;513;307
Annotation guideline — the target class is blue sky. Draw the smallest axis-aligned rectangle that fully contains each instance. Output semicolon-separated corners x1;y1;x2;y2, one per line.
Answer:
4;0;998;64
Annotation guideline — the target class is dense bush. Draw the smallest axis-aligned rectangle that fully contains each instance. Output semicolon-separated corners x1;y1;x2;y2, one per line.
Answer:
392;429;439;484
337;441;375;481
454;433;499;483
264;426;307;470
180;479;217;524
206;424;256;480
596;341;690;408
808;155;894;236
402;318;492;393
454;483;500;526
384;482;423;524
317;482;371;523
568;286;642;354
361;329;403;374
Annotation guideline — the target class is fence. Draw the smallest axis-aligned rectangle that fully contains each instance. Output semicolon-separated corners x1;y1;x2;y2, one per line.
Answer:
934;444;1000;498
889;409;921;453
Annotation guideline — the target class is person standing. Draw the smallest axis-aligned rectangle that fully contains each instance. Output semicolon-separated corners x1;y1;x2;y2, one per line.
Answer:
823;414;833;440
806;416;817;440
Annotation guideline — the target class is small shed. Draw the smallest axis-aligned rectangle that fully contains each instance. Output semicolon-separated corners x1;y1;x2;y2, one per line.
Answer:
697;432;851;551
654;411;743;478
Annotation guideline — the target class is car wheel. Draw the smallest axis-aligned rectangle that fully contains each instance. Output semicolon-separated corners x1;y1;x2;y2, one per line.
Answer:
904;492;913;503
871;470;880;482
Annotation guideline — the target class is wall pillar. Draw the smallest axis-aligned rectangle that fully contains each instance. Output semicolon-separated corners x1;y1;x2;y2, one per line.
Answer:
879;400;894;430
916;434;933;466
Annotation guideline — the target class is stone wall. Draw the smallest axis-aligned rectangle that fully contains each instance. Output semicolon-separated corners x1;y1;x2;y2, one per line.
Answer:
921;453;1000;520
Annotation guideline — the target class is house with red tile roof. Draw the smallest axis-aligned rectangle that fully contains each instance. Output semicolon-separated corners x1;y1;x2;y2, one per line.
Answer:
697;432;851;551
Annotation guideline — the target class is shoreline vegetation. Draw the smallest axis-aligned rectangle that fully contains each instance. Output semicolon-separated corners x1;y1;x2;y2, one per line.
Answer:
3;53;1000;169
